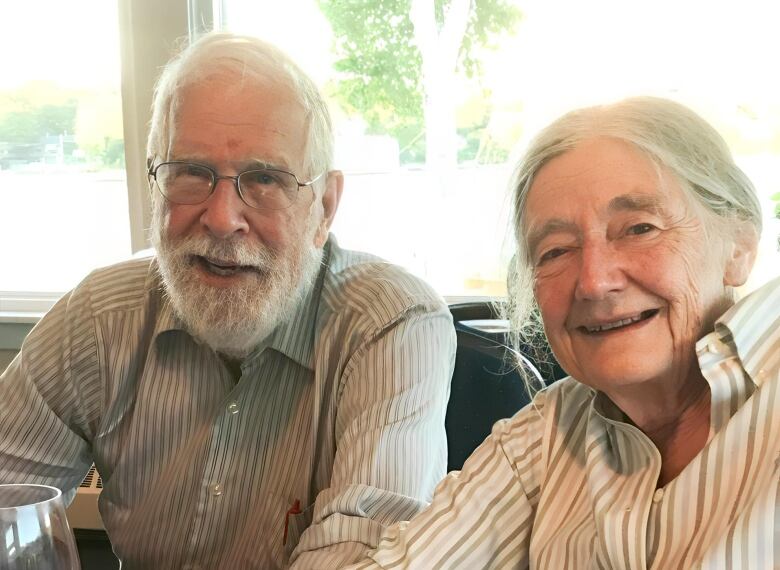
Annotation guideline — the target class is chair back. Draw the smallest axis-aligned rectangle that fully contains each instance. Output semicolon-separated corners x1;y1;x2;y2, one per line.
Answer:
445;302;564;471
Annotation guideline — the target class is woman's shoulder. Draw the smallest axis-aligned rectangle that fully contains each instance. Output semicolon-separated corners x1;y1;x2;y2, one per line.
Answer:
492;377;594;466
496;376;593;428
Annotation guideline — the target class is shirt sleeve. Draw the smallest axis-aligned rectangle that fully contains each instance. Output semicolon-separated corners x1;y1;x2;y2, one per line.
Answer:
289;301;457;568
341;412;540;570
0;287;97;499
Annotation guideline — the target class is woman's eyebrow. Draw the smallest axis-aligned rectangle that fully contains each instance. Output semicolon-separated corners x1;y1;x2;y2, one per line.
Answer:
527;219;579;257
608;193;666;215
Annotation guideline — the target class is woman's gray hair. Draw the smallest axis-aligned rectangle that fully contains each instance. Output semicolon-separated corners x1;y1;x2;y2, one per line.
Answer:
506;96;762;384
147;32;334;181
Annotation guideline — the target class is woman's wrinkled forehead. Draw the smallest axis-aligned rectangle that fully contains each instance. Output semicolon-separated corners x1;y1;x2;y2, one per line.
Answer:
519;137;704;248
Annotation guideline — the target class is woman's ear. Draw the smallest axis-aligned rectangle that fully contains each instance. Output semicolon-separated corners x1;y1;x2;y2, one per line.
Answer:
723;223;759;287
313;170;343;248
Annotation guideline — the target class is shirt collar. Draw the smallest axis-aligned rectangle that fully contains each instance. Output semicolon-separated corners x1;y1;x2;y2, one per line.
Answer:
591;276;780;426
262;240;331;370
705;275;780;388
147;259;186;338
592;389;628;423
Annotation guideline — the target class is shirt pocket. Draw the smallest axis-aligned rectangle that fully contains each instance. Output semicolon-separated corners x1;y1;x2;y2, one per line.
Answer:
281;497;314;561
230;490;314;568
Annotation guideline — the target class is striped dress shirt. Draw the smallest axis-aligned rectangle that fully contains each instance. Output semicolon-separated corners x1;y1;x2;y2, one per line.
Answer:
0;236;456;569
349;275;780;569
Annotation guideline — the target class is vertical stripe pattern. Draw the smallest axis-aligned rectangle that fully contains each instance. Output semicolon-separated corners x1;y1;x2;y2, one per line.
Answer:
0;236;456;569
349;275;780;569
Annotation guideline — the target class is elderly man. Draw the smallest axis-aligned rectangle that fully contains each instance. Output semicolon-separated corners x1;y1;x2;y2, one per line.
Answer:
0;33;455;569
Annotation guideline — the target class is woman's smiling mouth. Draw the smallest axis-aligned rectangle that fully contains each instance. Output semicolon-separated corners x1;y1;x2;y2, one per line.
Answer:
579;309;660;334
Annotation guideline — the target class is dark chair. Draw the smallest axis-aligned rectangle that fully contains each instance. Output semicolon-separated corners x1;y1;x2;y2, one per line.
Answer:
74;529;119;569
445;302;564;472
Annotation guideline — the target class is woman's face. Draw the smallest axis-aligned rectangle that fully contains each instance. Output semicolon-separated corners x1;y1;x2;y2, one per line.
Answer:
524;137;749;395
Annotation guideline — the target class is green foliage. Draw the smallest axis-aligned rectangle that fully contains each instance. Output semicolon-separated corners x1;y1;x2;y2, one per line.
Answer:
102;138;126;168
457;0;522;78
0;101;77;143
82;137;125;169
771;191;780;218
319;0;521;164
0;84;124;170
320;0;424;162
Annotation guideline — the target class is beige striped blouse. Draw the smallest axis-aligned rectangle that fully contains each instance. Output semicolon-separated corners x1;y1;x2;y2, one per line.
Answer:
350;275;780;569
0;237;456;569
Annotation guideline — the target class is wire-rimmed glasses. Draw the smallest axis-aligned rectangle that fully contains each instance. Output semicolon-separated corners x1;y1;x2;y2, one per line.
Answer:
148;161;324;210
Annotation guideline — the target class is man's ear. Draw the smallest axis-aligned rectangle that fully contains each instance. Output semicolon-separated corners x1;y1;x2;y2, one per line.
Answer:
313;170;343;248
723;223;759;287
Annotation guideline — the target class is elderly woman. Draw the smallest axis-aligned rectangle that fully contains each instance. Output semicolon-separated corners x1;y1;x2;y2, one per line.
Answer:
347;97;779;569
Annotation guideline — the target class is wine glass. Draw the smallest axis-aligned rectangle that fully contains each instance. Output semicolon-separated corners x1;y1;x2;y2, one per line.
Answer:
0;484;81;569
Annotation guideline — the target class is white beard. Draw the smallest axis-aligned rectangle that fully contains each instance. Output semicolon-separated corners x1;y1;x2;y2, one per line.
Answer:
152;218;323;359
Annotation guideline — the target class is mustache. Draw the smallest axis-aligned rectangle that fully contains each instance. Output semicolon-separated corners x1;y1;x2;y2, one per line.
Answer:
165;235;280;270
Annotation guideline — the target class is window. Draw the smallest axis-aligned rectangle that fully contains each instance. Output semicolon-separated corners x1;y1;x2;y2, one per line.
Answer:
218;0;780;297
0;1;130;295
2;0;778;312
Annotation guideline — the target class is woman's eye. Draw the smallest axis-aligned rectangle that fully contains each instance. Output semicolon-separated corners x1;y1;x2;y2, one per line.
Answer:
626;223;656;236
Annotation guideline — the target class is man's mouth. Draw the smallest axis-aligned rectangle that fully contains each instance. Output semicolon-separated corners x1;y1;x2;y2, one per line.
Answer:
193;255;259;277
579;309;659;334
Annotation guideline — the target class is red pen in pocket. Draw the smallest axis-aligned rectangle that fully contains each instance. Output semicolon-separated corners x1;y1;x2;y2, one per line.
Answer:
283;499;302;545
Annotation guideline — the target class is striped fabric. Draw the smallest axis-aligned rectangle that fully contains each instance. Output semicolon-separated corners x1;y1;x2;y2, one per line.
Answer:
349;276;780;569
0;236;456;570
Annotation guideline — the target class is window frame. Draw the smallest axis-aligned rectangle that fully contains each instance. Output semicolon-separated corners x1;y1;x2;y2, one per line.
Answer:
0;0;193;322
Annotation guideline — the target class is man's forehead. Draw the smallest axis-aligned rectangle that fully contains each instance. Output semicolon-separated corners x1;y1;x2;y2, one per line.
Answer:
166;76;310;169
175;77;304;118
179;68;295;98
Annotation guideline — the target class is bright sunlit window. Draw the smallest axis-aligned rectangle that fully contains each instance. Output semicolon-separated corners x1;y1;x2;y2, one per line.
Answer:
1;0;778;307
220;0;780;297
0;1;130;296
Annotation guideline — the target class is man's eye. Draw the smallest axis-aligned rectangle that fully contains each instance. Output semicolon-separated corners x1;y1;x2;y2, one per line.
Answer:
626;223;656;235
244;170;280;186
538;247;567;264
171;166;210;183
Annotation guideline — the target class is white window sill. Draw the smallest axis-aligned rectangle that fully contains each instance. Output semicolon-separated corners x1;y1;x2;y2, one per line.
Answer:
0;312;44;324
0;292;61;324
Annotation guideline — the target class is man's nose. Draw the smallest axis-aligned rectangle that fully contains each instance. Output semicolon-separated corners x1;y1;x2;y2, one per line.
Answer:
199;178;250;239
573;242;627;301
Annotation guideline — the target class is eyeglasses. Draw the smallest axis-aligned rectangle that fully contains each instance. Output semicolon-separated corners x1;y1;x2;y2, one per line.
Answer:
147;160;324;210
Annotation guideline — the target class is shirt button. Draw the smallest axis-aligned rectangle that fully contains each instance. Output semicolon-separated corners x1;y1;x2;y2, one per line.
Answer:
707;342;719;353
227;401;239;415
209;483;223;497
652;489;664;503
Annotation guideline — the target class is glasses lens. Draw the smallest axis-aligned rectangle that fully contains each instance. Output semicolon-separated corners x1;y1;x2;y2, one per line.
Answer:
155;162;214;204
238;169;297;210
